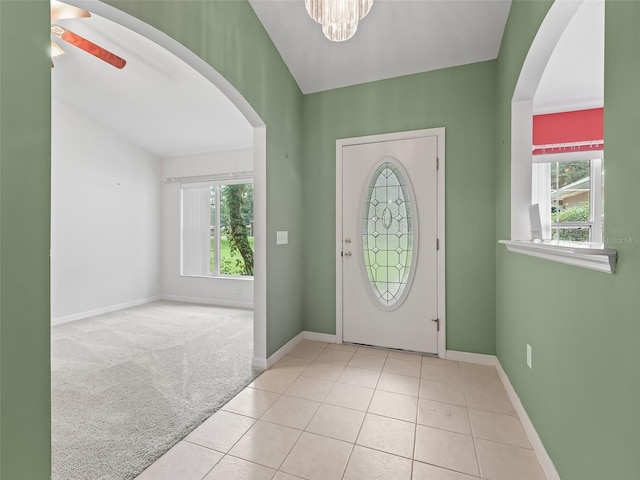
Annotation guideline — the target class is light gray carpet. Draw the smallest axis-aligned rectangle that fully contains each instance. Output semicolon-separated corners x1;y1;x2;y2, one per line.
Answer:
51;301;260;480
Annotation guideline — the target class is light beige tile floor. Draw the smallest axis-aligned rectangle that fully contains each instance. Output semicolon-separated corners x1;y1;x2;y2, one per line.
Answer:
135;341;547;480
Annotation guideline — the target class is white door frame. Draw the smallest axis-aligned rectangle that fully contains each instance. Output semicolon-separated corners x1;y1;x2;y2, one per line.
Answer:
335;128;446;357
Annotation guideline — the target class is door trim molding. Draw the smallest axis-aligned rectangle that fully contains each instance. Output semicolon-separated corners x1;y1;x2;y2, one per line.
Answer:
335;128;446;357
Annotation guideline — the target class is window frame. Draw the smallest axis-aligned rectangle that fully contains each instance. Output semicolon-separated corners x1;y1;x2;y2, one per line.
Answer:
181;177;254;279
532;152;603;243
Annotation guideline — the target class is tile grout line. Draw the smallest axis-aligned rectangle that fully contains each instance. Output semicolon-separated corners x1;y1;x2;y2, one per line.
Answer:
337;438;356;480
461;365;486;480
410;357;424;479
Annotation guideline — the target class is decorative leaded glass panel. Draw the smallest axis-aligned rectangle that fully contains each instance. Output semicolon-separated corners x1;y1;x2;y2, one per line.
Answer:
362;160;417;308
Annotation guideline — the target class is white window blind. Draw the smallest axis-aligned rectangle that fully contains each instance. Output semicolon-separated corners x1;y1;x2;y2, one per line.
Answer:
181;186;211;276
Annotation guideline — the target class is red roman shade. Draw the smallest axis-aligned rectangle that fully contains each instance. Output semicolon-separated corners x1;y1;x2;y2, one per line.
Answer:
532;107;603;155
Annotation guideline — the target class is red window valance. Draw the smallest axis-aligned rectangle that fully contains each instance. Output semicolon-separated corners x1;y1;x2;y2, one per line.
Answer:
532;107;603;155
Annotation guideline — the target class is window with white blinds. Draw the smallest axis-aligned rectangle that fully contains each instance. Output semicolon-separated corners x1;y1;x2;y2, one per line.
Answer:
181;178;254;277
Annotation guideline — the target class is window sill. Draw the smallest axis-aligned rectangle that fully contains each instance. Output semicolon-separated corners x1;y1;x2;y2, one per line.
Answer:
180;274;254;281
498;239;617;274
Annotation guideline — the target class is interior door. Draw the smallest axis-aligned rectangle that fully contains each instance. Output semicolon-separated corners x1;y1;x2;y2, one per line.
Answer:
341;135;439;353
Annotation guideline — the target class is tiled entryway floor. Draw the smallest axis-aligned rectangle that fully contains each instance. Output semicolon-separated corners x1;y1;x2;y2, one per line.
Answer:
135;341;547;480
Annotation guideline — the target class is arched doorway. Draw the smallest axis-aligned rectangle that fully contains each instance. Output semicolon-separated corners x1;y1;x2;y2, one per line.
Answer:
51;1;268;478
68;0;268;364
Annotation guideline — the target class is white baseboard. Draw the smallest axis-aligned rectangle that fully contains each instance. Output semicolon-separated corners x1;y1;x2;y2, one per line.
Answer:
251;357;268;370
494;362;561;480
447;350;560;480
52;294;253;326
445;349;499;366
260;331;306;369
251;331;338;371
161;294;253;310
51;296;162;326
302;331;337;343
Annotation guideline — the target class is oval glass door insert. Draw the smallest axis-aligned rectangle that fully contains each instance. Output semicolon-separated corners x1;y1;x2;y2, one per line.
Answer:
362;160;417;309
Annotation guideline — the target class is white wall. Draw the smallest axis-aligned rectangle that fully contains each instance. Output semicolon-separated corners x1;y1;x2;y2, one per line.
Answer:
51;99;162;323
162;150;254;308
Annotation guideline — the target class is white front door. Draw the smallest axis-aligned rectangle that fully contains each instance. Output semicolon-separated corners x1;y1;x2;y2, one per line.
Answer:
339;132;442;354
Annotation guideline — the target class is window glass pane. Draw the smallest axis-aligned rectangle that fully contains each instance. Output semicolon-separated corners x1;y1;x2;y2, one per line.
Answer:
552;226;590;242
362;162;416;308
551;160;591;223
220;184;254;276
210;187;216;273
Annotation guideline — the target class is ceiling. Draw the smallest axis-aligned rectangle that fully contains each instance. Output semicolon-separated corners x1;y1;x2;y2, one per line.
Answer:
53;0;603;158
52;5;254;158
248;0;512;94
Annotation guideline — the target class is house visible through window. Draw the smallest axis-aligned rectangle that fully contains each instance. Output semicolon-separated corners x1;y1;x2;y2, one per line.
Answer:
182;180;254;277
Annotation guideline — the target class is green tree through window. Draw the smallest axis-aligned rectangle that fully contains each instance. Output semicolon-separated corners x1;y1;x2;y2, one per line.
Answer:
222;184;254;275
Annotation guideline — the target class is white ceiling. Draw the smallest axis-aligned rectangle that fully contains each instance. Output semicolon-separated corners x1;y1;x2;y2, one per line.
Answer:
52;8;253;158
52;0;603;158
248;0;512;94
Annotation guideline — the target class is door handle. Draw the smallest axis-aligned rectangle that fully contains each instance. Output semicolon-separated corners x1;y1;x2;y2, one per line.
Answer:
344;250;352;257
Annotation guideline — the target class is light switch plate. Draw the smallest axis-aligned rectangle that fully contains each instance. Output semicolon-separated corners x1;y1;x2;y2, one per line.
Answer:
277;231;288;245
526;344;533;369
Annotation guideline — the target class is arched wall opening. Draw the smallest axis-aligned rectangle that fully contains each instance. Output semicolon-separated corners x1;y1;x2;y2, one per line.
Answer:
58;0;268;363
510;0;585;240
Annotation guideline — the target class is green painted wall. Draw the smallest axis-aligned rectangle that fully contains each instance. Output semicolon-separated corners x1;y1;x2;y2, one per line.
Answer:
495;1;640;478
301;62;498;354
1;0;304;477
6;0;639;478
106;0;305;356
0;2;52;479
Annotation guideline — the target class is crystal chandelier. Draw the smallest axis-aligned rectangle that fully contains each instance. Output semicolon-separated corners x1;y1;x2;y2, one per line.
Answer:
305;0;373;42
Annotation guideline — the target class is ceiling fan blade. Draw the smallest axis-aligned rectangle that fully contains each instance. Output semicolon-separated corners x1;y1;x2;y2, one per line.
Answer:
51;25;126;69
51;0;91;20
51;40;65;58
50;40;65;69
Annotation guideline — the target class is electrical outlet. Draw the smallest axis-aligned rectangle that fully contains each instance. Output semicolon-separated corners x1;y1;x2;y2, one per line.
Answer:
526;344;533;369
